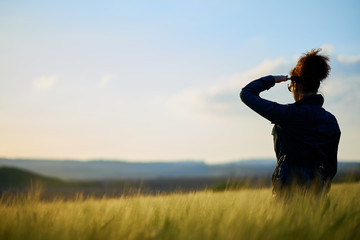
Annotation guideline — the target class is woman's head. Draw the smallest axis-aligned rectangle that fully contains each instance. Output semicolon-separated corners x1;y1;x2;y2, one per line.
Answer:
290;49;330;93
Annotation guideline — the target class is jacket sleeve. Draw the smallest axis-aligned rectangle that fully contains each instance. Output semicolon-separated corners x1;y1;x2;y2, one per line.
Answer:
323;128;341;180
240;76;290;125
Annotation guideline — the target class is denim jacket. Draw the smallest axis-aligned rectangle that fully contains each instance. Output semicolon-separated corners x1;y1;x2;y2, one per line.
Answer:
240;76;341;189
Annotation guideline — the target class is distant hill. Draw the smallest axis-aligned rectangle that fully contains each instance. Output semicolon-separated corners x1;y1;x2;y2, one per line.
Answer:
0;158;359;181
0;158;275;180
0;166;68;188
1;161;359;199
0;165;258;198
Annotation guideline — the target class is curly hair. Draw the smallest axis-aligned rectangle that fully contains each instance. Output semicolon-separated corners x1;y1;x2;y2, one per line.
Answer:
290;49;331;93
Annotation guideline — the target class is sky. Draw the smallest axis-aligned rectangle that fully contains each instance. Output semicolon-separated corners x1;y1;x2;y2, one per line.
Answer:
1;0;359;163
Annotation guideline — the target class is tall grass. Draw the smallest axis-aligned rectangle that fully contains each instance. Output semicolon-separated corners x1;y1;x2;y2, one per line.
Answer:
0;183;359;240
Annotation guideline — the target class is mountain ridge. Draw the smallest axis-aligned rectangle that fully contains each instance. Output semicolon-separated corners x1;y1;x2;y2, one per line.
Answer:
0;158;359;181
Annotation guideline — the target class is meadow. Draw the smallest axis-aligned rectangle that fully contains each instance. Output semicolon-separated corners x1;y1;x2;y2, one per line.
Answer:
0;183;359;240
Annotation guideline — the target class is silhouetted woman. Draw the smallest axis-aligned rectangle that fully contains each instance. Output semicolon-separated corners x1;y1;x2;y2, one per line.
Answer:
240;49;341;198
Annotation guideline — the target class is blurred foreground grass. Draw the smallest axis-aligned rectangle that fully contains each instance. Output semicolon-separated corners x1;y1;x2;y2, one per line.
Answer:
0;183;359;240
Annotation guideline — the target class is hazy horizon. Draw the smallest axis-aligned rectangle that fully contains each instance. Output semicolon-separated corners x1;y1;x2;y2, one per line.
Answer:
0;157;358;165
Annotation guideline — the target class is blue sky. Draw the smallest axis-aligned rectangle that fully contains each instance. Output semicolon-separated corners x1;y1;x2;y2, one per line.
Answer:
1;0;359;163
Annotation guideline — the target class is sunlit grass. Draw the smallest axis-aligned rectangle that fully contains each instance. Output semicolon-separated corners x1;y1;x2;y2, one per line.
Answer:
1;183;359;240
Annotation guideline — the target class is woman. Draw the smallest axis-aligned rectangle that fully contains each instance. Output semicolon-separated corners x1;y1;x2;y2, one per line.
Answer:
240;49;341;198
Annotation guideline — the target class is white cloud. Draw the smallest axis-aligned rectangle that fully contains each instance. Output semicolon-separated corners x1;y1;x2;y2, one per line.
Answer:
322;75;360;115
170;48;360;121
169;57;293;118
32;75;58;89
321;52;360;119
337;54;360;64
320;44;334;56
98;74;116;87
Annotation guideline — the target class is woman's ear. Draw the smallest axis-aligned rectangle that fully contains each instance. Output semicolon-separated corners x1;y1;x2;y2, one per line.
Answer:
293;81;298;92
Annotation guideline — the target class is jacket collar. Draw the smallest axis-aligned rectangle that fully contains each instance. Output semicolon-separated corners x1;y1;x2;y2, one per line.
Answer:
295;94;324;107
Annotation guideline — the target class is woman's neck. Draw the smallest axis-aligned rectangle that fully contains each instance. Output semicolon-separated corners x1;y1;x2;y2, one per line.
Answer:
296;91;316;102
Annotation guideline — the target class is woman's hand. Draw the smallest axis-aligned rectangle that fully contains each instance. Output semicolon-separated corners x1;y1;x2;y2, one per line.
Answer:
273;75;290;83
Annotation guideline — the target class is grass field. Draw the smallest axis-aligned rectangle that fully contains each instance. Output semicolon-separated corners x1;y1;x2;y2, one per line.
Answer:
1;183;359;240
